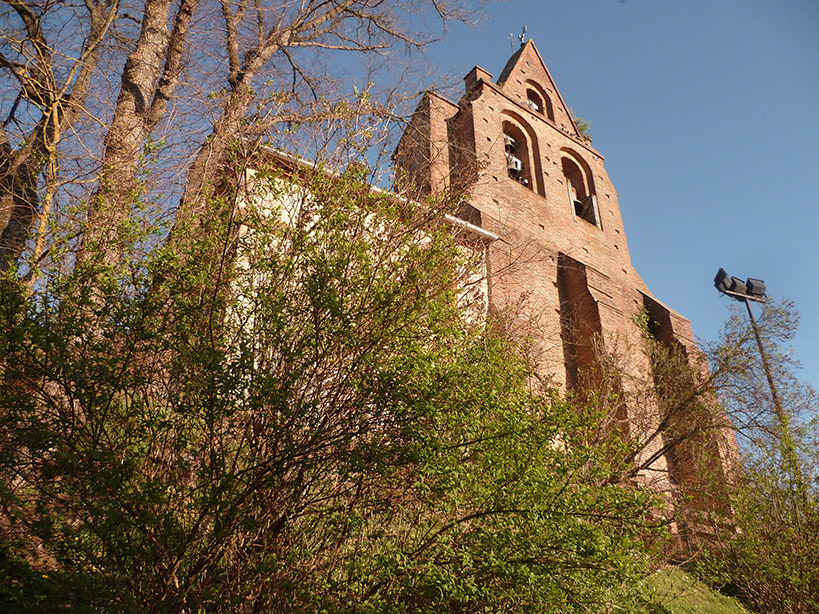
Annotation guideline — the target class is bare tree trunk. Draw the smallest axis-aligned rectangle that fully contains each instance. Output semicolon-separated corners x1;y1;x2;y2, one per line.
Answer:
80;0;199;266
0;127;43;273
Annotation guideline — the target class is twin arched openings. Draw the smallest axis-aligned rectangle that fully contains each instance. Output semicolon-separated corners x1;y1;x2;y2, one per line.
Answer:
502;114;599;228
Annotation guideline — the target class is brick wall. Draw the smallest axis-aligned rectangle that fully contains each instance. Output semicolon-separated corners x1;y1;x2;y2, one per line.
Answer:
395;40;739;517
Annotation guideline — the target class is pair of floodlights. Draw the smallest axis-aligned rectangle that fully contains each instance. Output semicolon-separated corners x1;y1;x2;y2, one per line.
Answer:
714;268;766;302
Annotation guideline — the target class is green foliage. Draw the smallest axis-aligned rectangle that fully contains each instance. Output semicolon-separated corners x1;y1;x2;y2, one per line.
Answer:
697;435;819;614
697;300;819;614
569;109;593;143
1;164;662;612
645;569;751;614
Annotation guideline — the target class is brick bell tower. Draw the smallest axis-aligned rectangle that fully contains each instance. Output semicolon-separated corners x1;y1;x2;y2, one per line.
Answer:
395;40;738;521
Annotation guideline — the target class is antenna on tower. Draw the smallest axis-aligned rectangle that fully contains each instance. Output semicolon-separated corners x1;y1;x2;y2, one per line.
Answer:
518;25;527;47
508;33;514;53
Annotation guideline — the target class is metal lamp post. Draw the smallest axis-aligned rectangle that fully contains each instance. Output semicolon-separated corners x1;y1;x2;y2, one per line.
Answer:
713;268;807;511
713;269;782;419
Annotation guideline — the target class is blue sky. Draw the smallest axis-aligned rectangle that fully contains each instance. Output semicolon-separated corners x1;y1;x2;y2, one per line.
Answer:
418;0;819;388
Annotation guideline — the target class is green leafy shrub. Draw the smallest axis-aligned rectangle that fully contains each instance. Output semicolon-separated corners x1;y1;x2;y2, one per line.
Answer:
1;164;663;612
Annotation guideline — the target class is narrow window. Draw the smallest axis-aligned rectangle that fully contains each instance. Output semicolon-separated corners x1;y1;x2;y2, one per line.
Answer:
562;156;597;226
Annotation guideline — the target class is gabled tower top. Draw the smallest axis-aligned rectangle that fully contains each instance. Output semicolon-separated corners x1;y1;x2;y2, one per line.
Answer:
490;40;583;142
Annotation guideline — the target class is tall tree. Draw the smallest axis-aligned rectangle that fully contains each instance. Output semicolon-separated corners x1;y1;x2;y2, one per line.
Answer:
0;0;478;278
698;300;819;614
0;0;118;271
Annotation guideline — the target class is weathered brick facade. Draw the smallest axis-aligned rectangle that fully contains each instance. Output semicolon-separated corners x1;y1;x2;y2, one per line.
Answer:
395;41;738;514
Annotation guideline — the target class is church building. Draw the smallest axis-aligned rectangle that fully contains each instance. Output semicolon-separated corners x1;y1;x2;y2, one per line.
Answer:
394;40;738;521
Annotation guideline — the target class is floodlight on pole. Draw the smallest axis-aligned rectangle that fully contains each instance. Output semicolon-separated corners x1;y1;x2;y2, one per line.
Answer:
713;268;765;303
714;268;779;409
714;267;791;440
712;269;808;510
